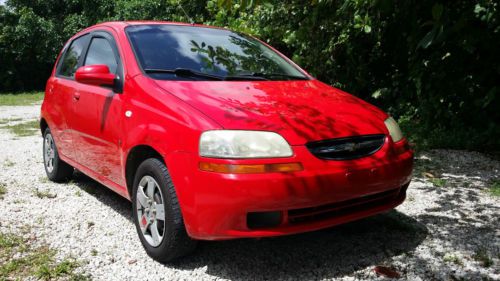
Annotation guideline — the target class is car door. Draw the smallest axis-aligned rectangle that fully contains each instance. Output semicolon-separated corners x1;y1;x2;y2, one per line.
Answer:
50;34;90;161
70;30;126;187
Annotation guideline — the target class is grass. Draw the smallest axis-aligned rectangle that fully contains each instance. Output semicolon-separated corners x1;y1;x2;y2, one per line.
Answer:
0;232;88;280
39;176;49;183
0;183;6;199
443;253;463;266
0;91;44;106
34;188;57;199
3;159;14;167
1;119;39;137
473;249;494;268
488;180;500;197
0;117;22;125
35;257;80;280
0;232;25;252
429;178;447;187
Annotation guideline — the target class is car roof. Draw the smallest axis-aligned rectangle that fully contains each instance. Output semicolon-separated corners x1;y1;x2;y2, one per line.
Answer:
87;21;228;32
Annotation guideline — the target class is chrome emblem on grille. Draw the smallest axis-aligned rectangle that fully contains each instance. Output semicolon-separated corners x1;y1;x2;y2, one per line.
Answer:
307;135;386;160
317;142;358;153
345;143;357;152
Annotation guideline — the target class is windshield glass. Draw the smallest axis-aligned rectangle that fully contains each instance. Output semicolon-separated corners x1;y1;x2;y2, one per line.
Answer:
126;24;308;81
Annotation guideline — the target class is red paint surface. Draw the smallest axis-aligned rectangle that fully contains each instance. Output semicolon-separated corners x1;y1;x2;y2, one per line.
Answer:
41;21;413;240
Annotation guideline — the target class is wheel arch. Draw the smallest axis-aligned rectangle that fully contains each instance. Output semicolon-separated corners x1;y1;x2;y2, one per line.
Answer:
40;118;48;135
125;145;164;198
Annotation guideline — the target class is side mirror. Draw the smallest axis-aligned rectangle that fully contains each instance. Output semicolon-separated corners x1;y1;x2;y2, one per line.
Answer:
75;65;115;87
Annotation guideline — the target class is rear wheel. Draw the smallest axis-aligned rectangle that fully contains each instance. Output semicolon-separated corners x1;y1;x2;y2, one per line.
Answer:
132;158;196;263
43;128;73;182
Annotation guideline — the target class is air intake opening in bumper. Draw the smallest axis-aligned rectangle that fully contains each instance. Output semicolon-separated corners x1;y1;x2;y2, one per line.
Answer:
246;184;408;229
288;184;408;224
247;211;282;229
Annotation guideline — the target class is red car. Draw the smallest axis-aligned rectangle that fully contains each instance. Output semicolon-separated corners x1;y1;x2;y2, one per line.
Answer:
41;21;413;262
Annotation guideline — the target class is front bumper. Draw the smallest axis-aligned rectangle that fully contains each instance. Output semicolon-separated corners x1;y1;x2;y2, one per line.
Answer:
166;138;413;240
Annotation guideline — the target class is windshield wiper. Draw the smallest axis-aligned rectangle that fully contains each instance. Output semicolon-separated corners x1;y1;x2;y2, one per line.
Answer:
223;75;268;81
145;68;269;81
244;72;309;81
144;68;224;81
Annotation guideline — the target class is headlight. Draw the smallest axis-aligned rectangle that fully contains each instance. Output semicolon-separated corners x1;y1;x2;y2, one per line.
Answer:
199;130;293;158
384;117;404;142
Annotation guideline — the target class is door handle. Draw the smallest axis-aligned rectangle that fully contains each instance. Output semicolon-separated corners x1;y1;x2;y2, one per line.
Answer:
73;92;80;101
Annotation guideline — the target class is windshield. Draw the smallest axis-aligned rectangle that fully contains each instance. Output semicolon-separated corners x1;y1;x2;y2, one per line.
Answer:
126;24;309;81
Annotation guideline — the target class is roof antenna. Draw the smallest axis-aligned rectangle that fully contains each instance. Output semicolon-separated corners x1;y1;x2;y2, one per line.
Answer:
178;2;194;25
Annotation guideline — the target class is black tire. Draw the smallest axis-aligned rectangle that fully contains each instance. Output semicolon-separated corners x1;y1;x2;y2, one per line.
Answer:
132;158;196;263
43;128;73;182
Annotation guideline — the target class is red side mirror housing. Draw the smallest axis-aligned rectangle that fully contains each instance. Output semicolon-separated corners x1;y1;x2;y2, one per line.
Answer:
75;65;115;86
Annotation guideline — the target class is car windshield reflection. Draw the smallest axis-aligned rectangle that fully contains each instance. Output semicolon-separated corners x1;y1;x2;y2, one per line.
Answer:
126;25;308;81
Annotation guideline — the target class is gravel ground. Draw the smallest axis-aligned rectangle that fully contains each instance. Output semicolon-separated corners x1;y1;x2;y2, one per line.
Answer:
0;104;498;281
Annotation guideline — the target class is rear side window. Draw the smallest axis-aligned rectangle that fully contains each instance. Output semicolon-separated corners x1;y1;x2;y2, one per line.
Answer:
84;37;118;74
58;35;88;78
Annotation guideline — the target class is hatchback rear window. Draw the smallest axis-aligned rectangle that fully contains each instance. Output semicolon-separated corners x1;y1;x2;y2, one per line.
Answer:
126;25;308;81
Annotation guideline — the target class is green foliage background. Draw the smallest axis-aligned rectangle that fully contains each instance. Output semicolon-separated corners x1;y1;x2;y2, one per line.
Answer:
0;0;498;150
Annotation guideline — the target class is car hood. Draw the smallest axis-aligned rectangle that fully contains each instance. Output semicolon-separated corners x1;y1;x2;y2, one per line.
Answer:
154;79;389;145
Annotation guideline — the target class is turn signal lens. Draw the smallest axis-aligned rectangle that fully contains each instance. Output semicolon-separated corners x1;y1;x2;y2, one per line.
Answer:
199;162;303;174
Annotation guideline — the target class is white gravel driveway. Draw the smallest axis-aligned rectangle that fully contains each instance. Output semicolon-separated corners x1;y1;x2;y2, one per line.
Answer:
0;104;498;280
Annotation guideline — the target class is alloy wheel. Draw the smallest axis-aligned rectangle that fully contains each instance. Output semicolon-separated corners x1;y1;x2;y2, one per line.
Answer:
44;133;55;173
136;175;166;247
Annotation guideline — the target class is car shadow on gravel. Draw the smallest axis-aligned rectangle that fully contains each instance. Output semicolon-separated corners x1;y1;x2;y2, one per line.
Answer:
173;211;428;280
71;172;133;221
69;172;428;280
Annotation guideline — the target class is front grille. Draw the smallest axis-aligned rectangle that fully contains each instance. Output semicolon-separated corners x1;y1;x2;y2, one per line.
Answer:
288;187;404;225
306;134;385;160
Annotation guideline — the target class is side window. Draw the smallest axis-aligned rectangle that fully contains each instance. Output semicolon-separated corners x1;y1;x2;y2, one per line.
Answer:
58;35;88;78
84;37;118;74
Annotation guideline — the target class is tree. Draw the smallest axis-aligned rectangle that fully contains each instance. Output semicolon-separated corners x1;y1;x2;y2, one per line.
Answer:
0;0;498;150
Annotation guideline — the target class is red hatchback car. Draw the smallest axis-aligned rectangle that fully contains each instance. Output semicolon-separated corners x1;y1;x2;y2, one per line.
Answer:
41;21;413;262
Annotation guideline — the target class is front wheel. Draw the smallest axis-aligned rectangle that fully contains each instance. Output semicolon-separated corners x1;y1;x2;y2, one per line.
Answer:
132;158;196;263
43;128;73;182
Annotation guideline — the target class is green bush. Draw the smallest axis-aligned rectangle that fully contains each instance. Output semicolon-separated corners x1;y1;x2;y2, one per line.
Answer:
207;0;500;151
0;0;498;151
